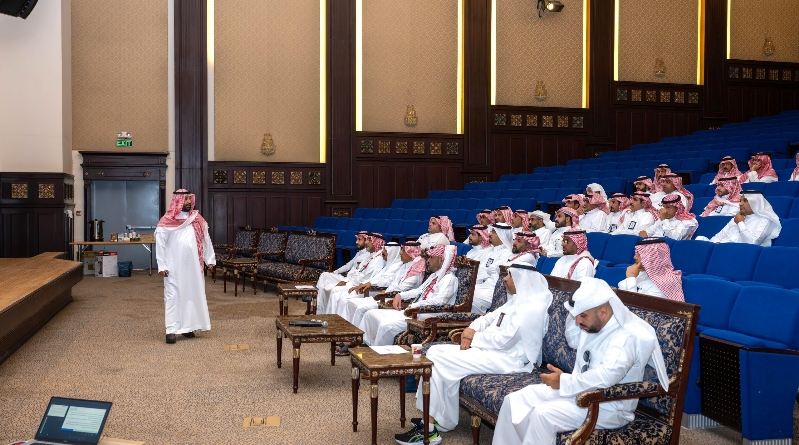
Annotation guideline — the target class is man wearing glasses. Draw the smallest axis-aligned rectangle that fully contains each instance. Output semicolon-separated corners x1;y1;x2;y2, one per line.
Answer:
492;278;669;445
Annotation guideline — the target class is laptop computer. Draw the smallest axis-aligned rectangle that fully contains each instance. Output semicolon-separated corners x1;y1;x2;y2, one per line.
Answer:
23;397;112;445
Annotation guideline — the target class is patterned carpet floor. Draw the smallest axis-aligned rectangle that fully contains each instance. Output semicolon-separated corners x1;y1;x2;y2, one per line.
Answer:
0;272;793;444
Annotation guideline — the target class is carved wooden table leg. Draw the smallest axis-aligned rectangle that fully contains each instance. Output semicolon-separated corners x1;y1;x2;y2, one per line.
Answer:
370;379;379;445
223;267;227;293
311;296;317;315
252;273;257;295
276;330;283;368
279;294;285;316
399;376;406;427
330;341;336;366
233;269;239;296
292;340;301;393
351;367;360;432
305;296;311;315
422;375;430;445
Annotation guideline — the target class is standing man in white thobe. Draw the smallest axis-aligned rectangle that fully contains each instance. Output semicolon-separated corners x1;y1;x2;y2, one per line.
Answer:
392;263;553;445
493;278;670;445
155;190;216;344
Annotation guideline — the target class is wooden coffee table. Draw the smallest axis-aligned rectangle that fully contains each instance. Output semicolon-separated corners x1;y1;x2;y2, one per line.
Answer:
275;314;363;393
349;346;434;445
277;282;318;316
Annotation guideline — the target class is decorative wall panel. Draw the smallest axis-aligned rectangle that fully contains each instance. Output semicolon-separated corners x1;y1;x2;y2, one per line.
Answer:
362;1;459;133
72;0;168;151
726;59;799;123
729;0;799;62
495;0;584;108
617;0;698;84
491;136;587;181
215;0;321;162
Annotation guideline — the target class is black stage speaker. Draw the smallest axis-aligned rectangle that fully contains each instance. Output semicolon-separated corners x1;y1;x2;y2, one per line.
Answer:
0;0;38;19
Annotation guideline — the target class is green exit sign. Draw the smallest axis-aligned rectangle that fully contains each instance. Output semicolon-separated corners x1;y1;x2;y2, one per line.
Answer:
116;139;133;147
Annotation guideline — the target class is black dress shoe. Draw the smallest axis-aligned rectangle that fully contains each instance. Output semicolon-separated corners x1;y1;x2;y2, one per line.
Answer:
181;332;195;338
166;334;176;344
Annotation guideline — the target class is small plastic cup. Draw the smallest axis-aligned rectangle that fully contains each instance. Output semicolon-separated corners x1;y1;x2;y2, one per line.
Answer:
411;343;423;359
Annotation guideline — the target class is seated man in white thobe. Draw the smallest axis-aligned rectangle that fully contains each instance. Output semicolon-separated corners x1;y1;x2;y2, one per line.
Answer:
476;209;495;226
696;190;782;246
711;155;742;184
791;153;799;181
345;241;427;328
417;216;454;250
465;224;491;262
316;231;368;305
550;230;596;281
700;177;741;217
507;231;540;267
329;241;400;316
541;207;580;259
639;194;697;241
585;182;608;200
318;232;385;314
561;194;584;215
580;192;610;233
612;192;658;236
529;210;554;248
470;223;514;314
607;193;630;234
493;278;670;445
651;174;692;211
392;263;553;445
360;245;458;346
740;152;778;183
155;190;216;344
618;238;685;302
511;209;530;234
494;206;513;224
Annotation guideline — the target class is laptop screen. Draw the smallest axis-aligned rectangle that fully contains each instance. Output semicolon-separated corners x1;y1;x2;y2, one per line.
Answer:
34;397;112;445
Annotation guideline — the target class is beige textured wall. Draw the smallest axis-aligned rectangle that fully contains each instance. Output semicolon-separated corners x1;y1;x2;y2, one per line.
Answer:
362;0;458;134
729;0;799;62
495;0;584;108
214;0;320;163
72;0;168;152
617;0;699;84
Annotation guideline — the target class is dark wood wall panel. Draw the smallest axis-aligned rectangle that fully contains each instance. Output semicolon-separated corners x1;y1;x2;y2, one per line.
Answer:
355;162;463;208
491;135;587;181
724;60;799;123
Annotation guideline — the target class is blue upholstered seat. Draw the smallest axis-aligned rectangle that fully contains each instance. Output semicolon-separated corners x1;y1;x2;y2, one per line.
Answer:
702;243;763;281
692;215;732;239
585;232;610;259
602;234;640;266
773;219;799;247
596;265;627;288
669;240;714;275
764;181;799;198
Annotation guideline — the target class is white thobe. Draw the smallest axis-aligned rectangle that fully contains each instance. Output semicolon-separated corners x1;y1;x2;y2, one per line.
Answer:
703;197;740;217
706;214;776;246
417;232;450;250
155;212;216;335
550;253;596;281
580;209;610;233
465;245;485;261
417;295;549;431
359;272;458;346
343;262;425;325
650;191;688;210
741;171;777;183
607;211;623;234
320;251;385;314
534;227;553;250
330;256;397;317
493;317;642;445
643;217;697;240
316;248;370;304
471;246;512;314
611;209;655;236
618;272;666;298
542;227;569;258
791;172;798;181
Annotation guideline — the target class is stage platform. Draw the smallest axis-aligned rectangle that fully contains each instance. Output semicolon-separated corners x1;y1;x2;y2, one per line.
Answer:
0;254;83;365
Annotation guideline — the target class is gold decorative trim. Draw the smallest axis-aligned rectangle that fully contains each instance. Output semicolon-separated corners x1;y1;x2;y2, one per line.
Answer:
293;348;301;359
645;90;656;102
370;385;378;398
396;141;408;154
422;381;430;395
290;171;303;185
755;68;765;80
430;142;442;155
557;116;568;128
233;171;247;184
510;115;522;126
351;367;360;379
526;115;538;126
378;140;391;153
617;89;628;101
445;142;459;155
253;171;266;184
688;92;699;104
631;90;642;101
306;230;317;236
309;171;321;185
11;183;27;199
332;210;350;217
276;330;282;338
572;117;584;129
371;371;378;377
494;113;506;126
272;172;285;185
742;67;753;79
674;91;685;103
471;414;481;428
769;69;779;81
660;91;671;103
783;70;792;81
38;183;55;199
542;116;553;128
413;142;425;154
213;170;228;184
360;140;374;153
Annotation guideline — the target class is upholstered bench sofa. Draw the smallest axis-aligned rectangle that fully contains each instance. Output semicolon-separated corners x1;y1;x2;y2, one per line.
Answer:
254;229;337;286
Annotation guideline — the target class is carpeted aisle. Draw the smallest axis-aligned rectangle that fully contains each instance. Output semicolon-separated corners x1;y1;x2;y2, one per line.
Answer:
0;272;786;444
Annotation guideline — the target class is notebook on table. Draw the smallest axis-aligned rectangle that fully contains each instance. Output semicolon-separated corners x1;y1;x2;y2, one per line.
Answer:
22;396;112;445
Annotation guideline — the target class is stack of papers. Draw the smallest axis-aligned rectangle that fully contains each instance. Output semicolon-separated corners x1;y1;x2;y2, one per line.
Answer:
370;345;409;355
294;285;315;290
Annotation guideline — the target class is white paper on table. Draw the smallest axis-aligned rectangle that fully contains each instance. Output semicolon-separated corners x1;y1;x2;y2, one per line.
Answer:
294;285;316;290
370;345;409;355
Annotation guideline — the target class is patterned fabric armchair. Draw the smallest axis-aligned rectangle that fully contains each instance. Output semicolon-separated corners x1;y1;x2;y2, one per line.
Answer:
212;226;259;281
455;276;699;445
232;228;290;294
255;230;337;286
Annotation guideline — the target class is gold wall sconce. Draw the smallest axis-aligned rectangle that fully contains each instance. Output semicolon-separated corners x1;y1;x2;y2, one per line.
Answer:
404;105;418;127
762;37;775;57
261;133;276;156
534;80;547;101
654;58;666;77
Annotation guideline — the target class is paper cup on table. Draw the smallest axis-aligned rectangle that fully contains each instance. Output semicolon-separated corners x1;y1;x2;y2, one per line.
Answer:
411;343;423;359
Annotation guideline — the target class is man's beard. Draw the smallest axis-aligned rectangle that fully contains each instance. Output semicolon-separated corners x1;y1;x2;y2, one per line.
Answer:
580;319;603;334
182;204;192;212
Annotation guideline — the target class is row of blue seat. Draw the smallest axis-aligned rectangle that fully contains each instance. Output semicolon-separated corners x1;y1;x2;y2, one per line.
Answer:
698;168;797;184
687;180;799;199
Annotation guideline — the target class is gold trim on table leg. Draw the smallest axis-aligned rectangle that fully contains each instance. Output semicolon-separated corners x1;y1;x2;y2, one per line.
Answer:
471;414;481;428
293;348;301;359
352;367;360;379
370;385;378;399
422;381;430;395
276;330;283;338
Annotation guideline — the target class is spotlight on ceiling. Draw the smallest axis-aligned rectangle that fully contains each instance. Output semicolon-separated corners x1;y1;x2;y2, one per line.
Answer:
537;0;564;17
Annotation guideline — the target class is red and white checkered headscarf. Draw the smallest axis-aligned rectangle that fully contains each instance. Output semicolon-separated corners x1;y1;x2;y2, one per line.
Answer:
564;230;588;254
652;164;672;193
477;209;496;225
588;192;610;215
513;209;530;230
714;156;742;183
662;194;696;221
610;193;630;212
356;231;369;241
660;174;694;210
430;216;455;241
634;176;654;192
494;206;513;225
629;192;660;222
741;153;778;181
469;224;491;248
635;238;684;302
701;177;742;216
403;241;426;280
557;207;581;229
157;189;208;272
793;152;799;181
366;232;385;251
511;231;541;260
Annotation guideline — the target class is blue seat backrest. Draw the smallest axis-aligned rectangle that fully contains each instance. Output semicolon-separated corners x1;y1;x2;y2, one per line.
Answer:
533;166;550;174
535;188;559;203
771;159;793;169
417;209;436;221
549;165;565;173
391;199;406;209
692;216;731;239
402;209;419;220
705;243;763;281
767;196;793;218
416;220;431;235
618;161;639;170
358;219;375;232
538;256;556;274
559;179;580;189
428;190;443;199
564;164;582;172
585;232;610;259
353;208;367;219
545;172;563;180
370;219;389;233
346;218;362;230
464;182;480;191
692;197;713;214
683;277;741;330
507;180;527;190
500;189;520;199
602;234;640;265
375;208;391;219
764;181;799;198
562;171;582;179
728;286;799;349
601;178;627;194
447;209;468;225
384;219;404;234
567;159;584;165
334;218;350;230
597;265;627;288
499;174;516;182
525;180;543;190
742;182;767;193
750;247;799;289
699;172;717;184
476;182;493;191
459;198;478;210
441;190;458;199
475;198;496;210
400;220;419;236
685;184;709;198
773;219;799;247
430;199;448;209
680;158;709;172
511;198;536;211
779;169;795;180
670;240;715;275
724;147;751;162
